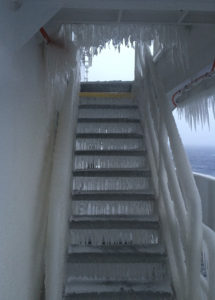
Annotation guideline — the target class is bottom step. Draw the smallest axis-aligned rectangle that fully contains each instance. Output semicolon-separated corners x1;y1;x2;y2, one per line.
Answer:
64;280;173;300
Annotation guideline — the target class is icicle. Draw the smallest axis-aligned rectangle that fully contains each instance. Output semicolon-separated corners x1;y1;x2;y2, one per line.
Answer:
73;177;151;191
72;200;154;216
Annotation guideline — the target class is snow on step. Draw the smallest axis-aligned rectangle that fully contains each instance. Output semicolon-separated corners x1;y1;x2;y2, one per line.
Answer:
71;200;155;216
74;155;148;169
73;176;151;191
64;280;173;300
75;137;145;151
69;228;159;246
76;122;142;134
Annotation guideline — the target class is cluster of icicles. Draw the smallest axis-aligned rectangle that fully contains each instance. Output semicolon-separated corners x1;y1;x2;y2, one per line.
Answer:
70;229;159;247
73;177;151;191
72;201;154;216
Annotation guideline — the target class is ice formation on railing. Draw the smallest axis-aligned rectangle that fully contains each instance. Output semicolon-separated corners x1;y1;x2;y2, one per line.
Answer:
72;201;154;216
70;229;159;246
174;67;215;128
45;33;79;112
135;44;215;300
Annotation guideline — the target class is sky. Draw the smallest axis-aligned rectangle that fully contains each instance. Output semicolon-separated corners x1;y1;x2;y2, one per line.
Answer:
83;43;215;148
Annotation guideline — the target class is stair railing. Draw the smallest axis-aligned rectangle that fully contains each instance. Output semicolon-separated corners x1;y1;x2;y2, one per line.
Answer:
135;44;215;300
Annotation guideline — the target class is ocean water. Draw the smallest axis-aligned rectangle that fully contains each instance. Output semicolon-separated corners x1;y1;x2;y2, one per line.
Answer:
185;146;215;177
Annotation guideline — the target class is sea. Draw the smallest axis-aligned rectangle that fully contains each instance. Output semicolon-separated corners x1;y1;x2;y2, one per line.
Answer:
185;146;215;177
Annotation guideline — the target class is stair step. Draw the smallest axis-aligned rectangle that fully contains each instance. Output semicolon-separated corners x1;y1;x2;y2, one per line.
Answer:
72;190;154;201
80;81;132;93
64;280;173;299
69;215;159;230
80;98;134;106
73;169;150;177
74;155;148;170
76;133;143;139
79;104;138;109
68;244;166;263
77;122;142;135
75;150;146;156
78;118;140;123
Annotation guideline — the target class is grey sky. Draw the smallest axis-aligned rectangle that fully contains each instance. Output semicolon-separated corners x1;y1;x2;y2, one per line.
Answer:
86;44;215;148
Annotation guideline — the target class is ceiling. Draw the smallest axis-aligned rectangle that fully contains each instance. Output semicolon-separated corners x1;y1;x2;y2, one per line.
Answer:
46;0;215;27
51;8;215;25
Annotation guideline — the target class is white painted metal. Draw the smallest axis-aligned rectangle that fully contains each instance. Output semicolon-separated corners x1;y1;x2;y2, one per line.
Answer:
62;0;215;12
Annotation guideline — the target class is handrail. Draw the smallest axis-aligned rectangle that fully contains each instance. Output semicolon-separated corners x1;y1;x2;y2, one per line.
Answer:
134;44;215;300
172;58;215;107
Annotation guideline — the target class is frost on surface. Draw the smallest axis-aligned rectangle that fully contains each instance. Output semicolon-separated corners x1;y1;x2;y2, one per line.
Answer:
72;200;154;216
70;229;159;247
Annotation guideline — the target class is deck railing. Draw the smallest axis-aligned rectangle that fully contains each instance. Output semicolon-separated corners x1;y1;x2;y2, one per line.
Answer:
135;44;215;300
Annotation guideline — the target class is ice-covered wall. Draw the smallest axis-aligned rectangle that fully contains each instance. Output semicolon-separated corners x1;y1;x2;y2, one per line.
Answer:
0;37;56;300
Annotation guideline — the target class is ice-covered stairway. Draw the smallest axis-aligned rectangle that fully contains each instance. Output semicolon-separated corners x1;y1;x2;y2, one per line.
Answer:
64;82;174;300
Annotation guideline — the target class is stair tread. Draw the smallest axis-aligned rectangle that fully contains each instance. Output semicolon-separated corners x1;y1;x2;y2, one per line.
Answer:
75;150;146;156
79;104;138;109
64;280;173;295
70;215;158;221
68;244;165;255
76;133;143;138
73;168;150;177
72;190;154;201
78;118;140;123
69;215;159;229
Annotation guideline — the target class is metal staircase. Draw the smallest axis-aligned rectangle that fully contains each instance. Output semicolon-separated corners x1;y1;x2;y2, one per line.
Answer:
64;83;174;300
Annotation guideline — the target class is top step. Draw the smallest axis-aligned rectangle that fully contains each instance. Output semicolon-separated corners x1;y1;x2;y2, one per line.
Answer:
81;81;133;93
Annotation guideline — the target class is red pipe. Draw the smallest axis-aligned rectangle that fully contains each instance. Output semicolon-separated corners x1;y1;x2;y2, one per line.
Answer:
40;27;52;44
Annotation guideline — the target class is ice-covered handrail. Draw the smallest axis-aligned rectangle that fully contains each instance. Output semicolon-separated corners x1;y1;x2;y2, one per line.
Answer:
172;58;215;107
135;44;215;300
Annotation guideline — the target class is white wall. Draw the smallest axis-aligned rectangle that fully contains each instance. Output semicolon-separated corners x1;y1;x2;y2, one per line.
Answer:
0;37;56;300
194;173;215;232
